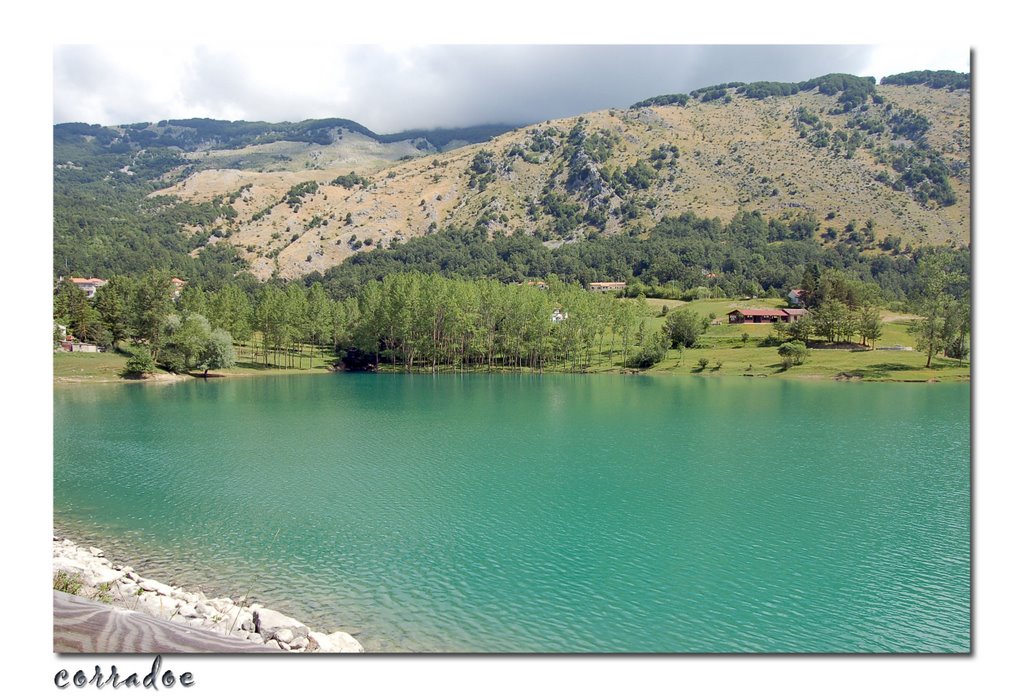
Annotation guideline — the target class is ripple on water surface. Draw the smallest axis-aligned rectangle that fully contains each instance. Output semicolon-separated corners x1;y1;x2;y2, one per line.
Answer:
54;375;970;652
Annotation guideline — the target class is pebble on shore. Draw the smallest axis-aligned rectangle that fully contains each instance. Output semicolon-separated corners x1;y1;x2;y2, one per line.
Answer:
52;536;363;653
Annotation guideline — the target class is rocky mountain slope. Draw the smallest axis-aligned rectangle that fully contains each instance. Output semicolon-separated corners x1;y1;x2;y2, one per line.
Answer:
54;71;970;282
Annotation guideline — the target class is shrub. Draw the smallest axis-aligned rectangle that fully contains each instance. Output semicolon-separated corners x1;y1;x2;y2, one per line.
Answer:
54;570;83;596
778;341;809;366
93;582;114;604
122;346;156;377
626;332;670;369
333;172;369;189
664;308;710;348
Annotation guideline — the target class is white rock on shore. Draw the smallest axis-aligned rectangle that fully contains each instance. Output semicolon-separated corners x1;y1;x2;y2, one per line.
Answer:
52;535;363;653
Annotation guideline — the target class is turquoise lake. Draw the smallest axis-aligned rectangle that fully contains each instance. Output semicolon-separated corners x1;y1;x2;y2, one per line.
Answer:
53;374;970;653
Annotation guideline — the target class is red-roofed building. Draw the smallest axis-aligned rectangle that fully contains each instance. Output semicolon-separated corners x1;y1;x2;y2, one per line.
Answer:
728;308;789;324
787;289;806;307
69;277;107;298
171;277;187;299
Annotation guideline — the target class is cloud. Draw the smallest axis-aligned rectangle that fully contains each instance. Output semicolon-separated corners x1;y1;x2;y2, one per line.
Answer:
52;45;969;133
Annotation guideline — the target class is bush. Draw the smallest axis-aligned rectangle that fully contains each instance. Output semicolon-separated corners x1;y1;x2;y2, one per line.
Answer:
695;357;710;371
159;349;189;374
664;308;710;348
54;570;83;596
626;332;670;369
122;346;156;376
332;172;369;189
778;341;809;366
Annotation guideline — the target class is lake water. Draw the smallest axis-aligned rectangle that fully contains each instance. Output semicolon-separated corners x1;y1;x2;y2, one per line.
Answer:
53;374;970;652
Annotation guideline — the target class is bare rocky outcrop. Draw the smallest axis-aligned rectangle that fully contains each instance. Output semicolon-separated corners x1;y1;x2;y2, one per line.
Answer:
52;536;363;653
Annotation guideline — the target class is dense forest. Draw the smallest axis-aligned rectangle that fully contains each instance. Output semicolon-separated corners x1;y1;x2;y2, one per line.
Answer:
880;70;971;90
310;210;969;310
633;73;880;111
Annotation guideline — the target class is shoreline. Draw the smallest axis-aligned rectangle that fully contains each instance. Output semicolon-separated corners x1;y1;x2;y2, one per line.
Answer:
52;535;363;653
53;364;339;388
54;361;970;387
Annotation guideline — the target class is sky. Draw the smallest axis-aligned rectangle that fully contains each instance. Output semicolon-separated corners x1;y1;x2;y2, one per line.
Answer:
52;44;969;134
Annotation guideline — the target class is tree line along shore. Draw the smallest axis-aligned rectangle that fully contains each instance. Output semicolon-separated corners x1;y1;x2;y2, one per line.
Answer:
54;253;969;384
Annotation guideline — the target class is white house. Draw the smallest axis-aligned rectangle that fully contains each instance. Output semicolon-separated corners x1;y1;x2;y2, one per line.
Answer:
588;281;626;293
69;277;108;298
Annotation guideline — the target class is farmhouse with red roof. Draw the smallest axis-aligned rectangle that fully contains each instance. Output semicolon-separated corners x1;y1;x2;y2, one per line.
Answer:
727;308;806;324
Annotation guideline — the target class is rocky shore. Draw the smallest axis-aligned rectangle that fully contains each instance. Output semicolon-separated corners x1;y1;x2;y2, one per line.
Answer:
52;536;363;653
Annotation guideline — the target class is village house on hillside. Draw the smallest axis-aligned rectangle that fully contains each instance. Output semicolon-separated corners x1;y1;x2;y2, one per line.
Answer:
588;281;626;293
787;289;806;307
58;338;102;353
728;308;807;324
171;277;187;299
68;277;107;298
54;322;102;353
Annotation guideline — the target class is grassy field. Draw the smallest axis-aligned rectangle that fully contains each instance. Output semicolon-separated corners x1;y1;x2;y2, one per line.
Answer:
54;341;338;386
622;297;969;381
54;351;138;383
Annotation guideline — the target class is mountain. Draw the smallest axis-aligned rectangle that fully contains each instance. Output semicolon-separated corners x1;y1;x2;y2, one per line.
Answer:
53;71;969;283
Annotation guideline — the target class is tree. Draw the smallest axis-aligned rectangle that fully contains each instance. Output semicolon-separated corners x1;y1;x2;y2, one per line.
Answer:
786;316;814;343
132;271;174;352
812;300;849;343
909;310;945;368
942;297;970;364
160;314;211;373
909;254;954;368
857;306;884;348
199;328;236;376
254;285;288;366
208;284;253;360
93;276;136;346
304;283;332;367
177;285;208;318
799;264;820;307
626;329;670;369
663;308;709;348
54;280;106;343
612;297;644;367
778;341;809;368
122;346;156;377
